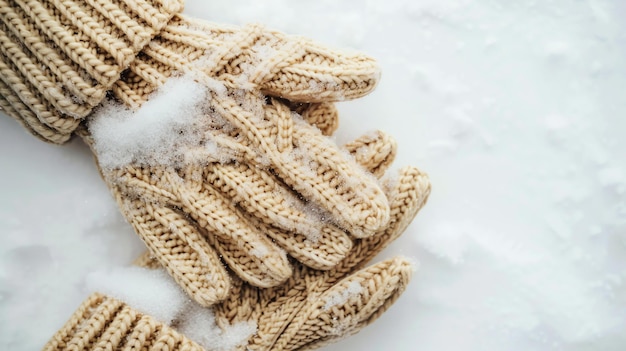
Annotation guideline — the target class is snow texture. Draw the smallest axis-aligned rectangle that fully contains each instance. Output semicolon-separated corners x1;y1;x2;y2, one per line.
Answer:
86;266;255;351
324;281;364;310
177;305;257;351
1;0;625;350
89;74;212;169
85;266;187;324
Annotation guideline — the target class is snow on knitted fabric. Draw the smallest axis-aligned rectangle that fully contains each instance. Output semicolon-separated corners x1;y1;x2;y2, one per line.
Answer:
86;266;255;351
89;74;220;169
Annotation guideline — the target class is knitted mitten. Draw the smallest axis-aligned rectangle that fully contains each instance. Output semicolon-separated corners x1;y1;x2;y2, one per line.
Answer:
1;5;404;307
44;165;431;351
81;15;394;306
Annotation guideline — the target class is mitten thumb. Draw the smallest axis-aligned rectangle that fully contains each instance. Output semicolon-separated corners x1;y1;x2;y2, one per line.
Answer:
271;257;414;351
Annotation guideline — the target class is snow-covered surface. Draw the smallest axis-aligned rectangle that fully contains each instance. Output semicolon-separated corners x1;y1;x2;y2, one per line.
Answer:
1;0;625;350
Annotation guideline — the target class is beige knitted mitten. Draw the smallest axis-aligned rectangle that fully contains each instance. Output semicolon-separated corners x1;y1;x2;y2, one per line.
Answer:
208;166;430;351
1;4;398;308
76;15;393;307
43;165;431;351
0;0;185;143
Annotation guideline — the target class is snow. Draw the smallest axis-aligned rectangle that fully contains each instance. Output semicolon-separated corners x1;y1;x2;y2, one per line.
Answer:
85;266;256;351
90;74;211;169
84;266;187;324
1;0;625;350
176;305;256;351
324;280;364;311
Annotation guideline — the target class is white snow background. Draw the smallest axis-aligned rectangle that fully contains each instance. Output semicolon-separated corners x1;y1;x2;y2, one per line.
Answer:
1;0;625;350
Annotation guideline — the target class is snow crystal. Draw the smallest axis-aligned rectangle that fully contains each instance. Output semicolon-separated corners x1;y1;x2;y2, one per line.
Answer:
249;242;270;258
324;280;363;310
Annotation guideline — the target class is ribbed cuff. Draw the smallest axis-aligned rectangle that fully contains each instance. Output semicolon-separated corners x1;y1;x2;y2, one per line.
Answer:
43;293;204;351
0;0;184;143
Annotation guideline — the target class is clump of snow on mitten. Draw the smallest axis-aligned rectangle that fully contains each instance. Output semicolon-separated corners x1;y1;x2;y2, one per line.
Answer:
89;75;226;169
177;304;257;351
84;266;186;324
324;280;364;310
